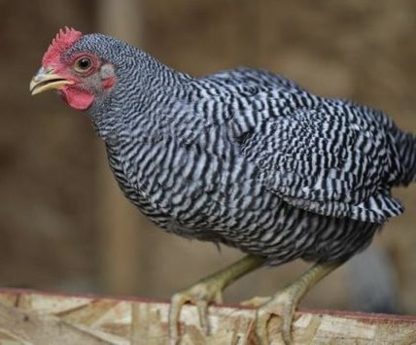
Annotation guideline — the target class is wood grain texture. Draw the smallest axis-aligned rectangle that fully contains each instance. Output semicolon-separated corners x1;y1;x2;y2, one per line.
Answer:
0;289;414;345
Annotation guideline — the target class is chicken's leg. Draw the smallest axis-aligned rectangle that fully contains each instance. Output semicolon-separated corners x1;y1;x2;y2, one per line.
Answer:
168;254;265;345
251;261;342;345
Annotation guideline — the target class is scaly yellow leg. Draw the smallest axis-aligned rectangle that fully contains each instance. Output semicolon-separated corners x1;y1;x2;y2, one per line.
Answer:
168;254;265;345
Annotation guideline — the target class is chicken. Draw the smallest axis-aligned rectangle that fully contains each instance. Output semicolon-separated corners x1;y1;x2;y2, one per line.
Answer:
30;27;416;344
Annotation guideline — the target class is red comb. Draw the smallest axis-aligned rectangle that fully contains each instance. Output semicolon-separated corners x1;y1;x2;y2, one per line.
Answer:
42;27;83;66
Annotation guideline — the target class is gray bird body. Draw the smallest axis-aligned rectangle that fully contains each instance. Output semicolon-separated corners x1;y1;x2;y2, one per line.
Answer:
69;34;415;265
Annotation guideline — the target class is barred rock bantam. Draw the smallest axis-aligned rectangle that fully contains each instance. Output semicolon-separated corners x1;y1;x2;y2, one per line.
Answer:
30;28;416;344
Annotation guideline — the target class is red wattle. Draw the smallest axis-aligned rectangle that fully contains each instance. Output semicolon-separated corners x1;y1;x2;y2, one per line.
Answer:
59;87;95;111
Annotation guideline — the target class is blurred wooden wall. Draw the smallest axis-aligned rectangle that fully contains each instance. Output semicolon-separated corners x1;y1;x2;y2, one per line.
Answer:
0;0;415;314
96;0;146;295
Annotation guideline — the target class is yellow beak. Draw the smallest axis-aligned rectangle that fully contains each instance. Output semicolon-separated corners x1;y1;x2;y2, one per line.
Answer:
30;68;74;95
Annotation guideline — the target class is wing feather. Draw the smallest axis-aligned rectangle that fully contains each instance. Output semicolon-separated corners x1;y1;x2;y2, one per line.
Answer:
239;106;403;223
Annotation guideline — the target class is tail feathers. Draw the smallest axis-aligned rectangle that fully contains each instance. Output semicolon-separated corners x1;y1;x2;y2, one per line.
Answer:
395;131;416;185
375;109;416;186
353;191;404;223
282;190;403;224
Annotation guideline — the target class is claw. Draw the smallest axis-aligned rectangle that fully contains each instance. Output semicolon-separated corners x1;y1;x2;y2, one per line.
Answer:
255;309;272;345
241;291;297;344
254;289;296;345
168;293;190;345
167;255;265;344
252;262;342;345
168;280;223;344
196;299;209;333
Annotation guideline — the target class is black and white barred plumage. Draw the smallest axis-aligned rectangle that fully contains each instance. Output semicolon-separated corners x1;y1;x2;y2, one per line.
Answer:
67;33;416;265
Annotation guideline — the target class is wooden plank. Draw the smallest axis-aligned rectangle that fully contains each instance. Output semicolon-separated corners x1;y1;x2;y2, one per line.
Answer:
0;289;414;345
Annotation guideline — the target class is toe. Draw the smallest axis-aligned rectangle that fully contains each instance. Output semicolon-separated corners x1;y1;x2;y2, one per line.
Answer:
169;293;190;344
168;284;224;342
253;292;296;345
280;306;294;345
196;299;209;334
273;293;295;344
241;296;271;308
255;307;272;345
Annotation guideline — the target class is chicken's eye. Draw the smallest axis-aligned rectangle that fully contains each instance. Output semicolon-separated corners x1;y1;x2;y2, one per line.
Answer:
74;57;92;72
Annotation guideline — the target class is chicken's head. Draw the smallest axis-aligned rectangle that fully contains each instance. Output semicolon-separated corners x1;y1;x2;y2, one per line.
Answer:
30;27;116;111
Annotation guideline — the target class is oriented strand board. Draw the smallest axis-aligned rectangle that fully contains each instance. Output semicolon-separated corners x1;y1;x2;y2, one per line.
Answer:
0;289;414;345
